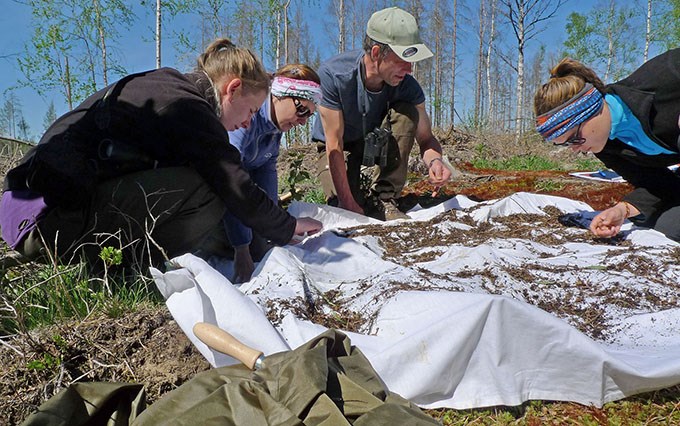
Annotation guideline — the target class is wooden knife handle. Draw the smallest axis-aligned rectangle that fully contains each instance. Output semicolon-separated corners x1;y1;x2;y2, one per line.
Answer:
193;322;264;370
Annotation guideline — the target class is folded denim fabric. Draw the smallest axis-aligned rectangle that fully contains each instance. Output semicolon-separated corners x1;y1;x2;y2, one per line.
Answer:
557;211;600;229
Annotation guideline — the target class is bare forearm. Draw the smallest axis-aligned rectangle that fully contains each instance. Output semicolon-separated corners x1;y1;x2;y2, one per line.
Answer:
419;137;443;165
417;137;450;186
327;146;354;204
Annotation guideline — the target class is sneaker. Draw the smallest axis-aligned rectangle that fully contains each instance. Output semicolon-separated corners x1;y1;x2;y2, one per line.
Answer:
380;199;408;221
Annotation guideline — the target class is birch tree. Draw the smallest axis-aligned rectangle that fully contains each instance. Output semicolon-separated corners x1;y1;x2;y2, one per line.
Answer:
652;0;680;50
485;0;498;129
450;0;458;125
156;0;162;67
431;0;445;127
349;0;369;51
500;0;566;142
564;1;640;82
85;0;134;84
644;0;652;61
199;0;228;45
286;3;317;144
335;0;346;53
19;1;78;109
474;0;487;129
404;0;426;81
20;0;134;108
273;1;293;69
65;0;133;89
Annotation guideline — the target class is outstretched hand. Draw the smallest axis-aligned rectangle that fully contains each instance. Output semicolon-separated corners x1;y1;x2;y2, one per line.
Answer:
428;157;451;187
589;202;632;238
290;217;323;244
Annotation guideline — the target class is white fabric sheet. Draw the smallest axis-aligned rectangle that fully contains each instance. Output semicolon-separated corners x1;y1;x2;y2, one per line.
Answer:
151;192;680;409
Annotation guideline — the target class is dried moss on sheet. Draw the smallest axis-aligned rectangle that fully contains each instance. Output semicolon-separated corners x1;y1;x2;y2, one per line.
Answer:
315;206;679;342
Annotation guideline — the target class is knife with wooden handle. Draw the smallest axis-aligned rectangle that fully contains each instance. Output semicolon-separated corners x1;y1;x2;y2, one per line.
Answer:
193;322;265;370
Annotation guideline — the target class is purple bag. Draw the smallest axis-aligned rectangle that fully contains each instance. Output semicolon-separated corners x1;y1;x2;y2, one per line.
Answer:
0;190;49;249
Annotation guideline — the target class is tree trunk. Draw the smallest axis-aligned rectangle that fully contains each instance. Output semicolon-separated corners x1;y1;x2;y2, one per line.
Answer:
644;0;652;62
284;0;291;63
350;0;364;51
604;1;614;81
338;0;345;52
450;0;457;125
515;45;525;142
475;0;486;129
260;19;264;62
513;5;526;143
65;55;73;110
433;0;442;127
500;0;566;141
486;0;497;129
407;1;422;79
94;0;108;86
156;0;162;68
276;9;281;69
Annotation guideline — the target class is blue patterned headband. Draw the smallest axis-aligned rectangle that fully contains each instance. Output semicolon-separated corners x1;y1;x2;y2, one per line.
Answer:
535;84;604;141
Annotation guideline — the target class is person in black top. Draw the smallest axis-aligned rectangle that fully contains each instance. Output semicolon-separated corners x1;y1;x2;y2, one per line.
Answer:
534;49;680;241
1;38;322;270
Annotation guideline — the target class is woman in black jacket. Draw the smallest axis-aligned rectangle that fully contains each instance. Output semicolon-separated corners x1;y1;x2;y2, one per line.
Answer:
1;38;321;270
534;49;680;241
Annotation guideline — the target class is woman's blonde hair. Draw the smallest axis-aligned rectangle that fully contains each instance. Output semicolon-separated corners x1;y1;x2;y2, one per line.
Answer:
274;63;320;84
534;58;606;116
196;38;270;95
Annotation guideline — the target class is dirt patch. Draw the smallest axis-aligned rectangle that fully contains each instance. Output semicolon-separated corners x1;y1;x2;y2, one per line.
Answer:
282;133;632;212
0;305;209;424
403;165;633;211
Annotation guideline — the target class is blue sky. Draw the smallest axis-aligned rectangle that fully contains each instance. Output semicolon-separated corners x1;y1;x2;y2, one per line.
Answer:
1;1;50;136
1;1;163;138
0;0;632;141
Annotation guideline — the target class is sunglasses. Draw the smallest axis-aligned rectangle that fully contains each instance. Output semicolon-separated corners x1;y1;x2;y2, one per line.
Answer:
292;98;313;118
553;122;586;146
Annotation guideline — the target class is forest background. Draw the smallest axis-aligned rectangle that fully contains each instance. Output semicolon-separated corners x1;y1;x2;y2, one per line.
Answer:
1;0;680;145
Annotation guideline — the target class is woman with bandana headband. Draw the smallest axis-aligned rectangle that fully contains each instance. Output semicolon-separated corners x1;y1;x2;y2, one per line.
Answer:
534;49;680;241
221;64;322;283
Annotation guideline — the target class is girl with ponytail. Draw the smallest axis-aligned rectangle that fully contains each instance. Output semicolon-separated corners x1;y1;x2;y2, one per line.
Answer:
1;38;322;271
534;50;680;242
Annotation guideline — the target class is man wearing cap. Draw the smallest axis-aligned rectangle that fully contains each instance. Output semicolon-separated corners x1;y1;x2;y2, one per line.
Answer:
312;6;451;220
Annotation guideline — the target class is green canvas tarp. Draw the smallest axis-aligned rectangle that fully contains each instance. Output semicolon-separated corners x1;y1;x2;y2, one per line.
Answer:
21;330;439;426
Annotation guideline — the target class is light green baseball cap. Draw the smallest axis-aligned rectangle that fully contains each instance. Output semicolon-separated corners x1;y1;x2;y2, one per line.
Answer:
366;7;434;63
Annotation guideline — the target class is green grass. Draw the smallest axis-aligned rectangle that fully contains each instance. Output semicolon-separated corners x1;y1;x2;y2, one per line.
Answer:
471;154;607;173
1;260;162;334
472;154;563;171
278;172;327;206
302;187;327;204
572;156;607;171
428;389;680;424
534;179;567;192
470;140;606;172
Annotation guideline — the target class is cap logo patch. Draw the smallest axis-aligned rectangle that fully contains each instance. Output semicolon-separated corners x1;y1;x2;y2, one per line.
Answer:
402;47;418;57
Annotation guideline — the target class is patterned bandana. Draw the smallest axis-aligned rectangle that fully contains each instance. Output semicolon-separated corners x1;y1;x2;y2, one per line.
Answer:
535;84;604;141
271;76;323;104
